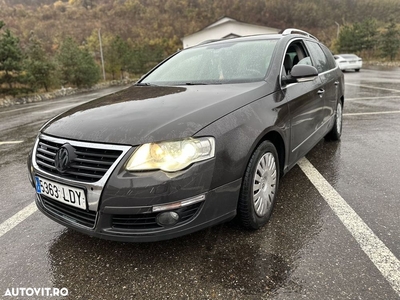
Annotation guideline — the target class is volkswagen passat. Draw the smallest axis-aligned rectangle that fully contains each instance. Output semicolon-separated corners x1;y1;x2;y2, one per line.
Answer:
28;29;344;242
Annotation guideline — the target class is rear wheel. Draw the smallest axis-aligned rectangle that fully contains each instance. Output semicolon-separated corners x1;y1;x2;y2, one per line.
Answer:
326;101;343;140
355;68;360;72
238;141;279;229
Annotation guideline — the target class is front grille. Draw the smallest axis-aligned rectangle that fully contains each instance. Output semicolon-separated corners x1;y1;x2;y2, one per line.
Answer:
112;202;203;230
35;138;123;183
41;195;97;228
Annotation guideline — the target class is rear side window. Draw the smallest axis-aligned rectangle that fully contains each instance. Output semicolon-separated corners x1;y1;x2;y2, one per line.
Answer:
320;44;337;70
341;54;358;59
305;41;330;73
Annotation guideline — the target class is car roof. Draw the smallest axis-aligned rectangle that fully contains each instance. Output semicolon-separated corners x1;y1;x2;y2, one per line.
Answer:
191;28;319;49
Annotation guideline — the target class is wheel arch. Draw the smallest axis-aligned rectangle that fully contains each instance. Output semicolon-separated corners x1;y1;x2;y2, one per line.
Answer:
246;129;286;179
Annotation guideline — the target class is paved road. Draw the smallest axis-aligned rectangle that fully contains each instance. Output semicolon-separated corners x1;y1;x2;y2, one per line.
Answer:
0;71;399;300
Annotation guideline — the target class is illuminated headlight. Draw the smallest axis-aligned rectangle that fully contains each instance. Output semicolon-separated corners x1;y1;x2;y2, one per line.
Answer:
125;137;215;172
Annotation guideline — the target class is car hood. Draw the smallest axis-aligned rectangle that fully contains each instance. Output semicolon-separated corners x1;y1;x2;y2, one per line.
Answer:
42;82;270;145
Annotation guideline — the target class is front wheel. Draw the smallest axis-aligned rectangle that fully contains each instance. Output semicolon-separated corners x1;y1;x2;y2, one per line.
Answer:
326;101;343;140
238;141;280;230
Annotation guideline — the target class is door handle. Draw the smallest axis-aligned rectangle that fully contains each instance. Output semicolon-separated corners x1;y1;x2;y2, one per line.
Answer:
334;81;339;86
317;89;325;95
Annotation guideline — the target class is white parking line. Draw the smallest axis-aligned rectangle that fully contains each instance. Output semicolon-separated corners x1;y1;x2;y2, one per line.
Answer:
346;96;400;101
344;111;400;116
298;158;400;297
345;83;400;93
0;102;53;115
0;87;126;116
1;157;399;298
0;141;24;145
0;202;37;239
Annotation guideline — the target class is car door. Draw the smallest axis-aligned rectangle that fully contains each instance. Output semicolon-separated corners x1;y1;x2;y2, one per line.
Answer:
320;44;341;121
304;41;338;130
282;39;326;165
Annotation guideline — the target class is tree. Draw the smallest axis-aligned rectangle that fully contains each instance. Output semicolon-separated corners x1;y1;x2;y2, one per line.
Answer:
128;40;168;75
76;48;100;87
0;21;24;90
337;19;378;56
380;20;400;61
24;34;55;92
105;36;130;80
57;37;100;87
358;19;378;54
68;0;94;10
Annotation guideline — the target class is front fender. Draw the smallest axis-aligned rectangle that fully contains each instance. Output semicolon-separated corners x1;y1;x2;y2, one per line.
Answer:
195;91;289;189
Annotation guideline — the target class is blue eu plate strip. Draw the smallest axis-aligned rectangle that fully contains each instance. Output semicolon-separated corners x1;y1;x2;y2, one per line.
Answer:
35;177;41;193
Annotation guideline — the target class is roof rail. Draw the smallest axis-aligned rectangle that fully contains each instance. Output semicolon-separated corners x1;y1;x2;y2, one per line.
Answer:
198;39;221;46
282;28;319;41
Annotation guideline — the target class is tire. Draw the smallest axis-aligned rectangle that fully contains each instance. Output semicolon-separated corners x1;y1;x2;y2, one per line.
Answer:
355;69;360;72
238;141;280;230
326;101;343;140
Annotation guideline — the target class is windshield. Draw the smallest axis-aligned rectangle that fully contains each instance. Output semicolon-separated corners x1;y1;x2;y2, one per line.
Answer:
141;39;278;85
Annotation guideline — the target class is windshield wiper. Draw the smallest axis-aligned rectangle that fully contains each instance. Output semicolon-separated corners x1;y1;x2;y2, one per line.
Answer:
135;82;157;86
184;82;208;85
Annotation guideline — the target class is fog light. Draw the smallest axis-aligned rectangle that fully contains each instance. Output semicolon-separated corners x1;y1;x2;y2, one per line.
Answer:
156;211;180;226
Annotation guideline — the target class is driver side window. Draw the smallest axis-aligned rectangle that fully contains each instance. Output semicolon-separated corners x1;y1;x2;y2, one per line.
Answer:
282;41;310;76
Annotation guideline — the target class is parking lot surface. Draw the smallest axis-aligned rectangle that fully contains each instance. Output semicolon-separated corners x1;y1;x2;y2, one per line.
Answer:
0;69;399;299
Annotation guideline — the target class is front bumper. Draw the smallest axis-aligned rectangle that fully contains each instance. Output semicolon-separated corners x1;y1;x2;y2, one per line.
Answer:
34;179;240;242
29;134;241;242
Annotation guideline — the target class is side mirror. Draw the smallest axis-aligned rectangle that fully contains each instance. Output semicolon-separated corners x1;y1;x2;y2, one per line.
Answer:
291;65;318;79
282;65;318;84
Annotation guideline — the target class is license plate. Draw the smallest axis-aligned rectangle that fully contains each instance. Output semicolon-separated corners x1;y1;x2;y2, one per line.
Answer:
35;176;87;210
349;60;356;63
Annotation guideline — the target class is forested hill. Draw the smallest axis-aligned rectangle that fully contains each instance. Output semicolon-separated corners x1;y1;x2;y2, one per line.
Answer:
0;0;399;97
0;0;399;52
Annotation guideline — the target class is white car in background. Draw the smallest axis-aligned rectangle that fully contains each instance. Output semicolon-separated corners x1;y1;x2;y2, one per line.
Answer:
334;54;362;72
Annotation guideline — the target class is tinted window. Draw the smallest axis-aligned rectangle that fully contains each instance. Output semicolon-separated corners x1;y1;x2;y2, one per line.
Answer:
320;44;337;70
342;54;358;59
305;41;330;73
142;39;278;85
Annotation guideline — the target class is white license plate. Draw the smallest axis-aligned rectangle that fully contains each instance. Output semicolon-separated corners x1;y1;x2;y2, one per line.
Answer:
349;60;356;63
35;176;87;210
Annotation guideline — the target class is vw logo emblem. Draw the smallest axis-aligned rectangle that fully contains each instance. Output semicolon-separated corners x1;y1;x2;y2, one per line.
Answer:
55;143;76;173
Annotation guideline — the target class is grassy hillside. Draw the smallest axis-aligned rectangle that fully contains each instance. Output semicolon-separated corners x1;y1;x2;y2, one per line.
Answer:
0;0;399;96
0;0;399;53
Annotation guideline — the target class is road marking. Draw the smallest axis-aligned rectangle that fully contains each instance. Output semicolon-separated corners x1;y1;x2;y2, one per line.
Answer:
35;103;79;115
0;202;37;239
298;158;400;297
345;83;400;93
346;96;400;101
0;87;126;115
0;141;24;145
0;102;52;115
344;110;400;116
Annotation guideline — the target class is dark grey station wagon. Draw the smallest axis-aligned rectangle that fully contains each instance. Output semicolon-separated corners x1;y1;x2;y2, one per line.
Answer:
28;28;344;242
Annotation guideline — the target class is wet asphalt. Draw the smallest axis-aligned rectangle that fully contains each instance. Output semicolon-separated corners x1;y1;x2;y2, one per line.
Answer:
0;69;399;300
